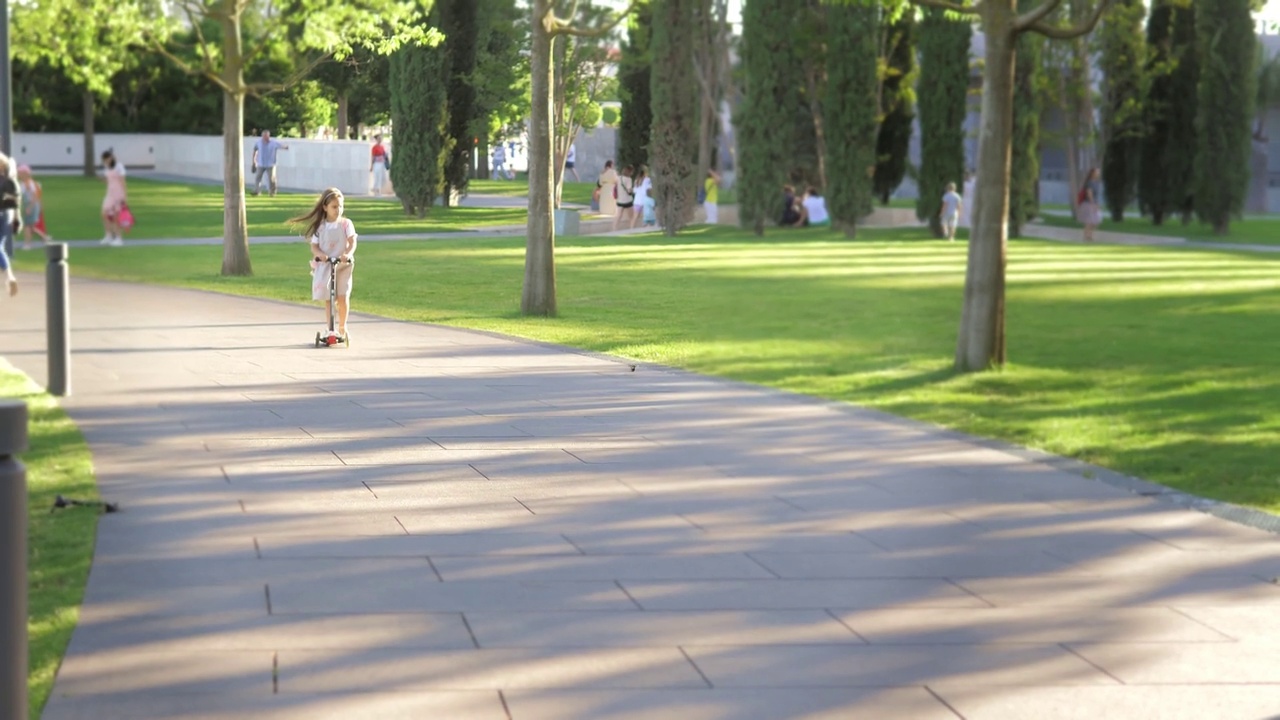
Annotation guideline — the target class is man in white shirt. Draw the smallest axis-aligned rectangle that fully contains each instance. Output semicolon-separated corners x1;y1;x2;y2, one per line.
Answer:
940;182;963;241
251;129;290;197
800;187;829;227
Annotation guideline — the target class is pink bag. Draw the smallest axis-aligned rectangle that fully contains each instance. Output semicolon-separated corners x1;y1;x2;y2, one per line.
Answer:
117;203;135;232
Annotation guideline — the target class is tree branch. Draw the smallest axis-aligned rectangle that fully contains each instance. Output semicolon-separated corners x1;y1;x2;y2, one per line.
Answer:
553;0;640;38
149;37;233;94
908;0;980;16
246;50;334;95
1024;0;1114;39
1013;0;1066;32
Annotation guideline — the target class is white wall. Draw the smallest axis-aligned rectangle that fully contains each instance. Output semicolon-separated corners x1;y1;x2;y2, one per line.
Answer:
13;133;379;197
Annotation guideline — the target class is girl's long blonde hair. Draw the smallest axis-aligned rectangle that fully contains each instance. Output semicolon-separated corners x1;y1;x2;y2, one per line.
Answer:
287;187;343;240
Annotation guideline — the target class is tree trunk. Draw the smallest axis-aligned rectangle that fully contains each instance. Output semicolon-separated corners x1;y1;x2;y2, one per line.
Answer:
219;9;252;277
522;3;557;317
955;6;1016;372
337;93;349;139
82;90;95;177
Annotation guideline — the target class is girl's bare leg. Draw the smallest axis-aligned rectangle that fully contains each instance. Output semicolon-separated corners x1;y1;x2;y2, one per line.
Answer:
337;296;350;335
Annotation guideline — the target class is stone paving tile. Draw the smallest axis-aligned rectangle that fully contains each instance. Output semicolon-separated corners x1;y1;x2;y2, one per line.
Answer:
278;648;708;691
48;649;274;697
933;685;1280;720
268;578;637;613
952;573;1280;607
748;549;1074;578
831;606;1233;644
683;643;1117;688
1171;605;1280;642
618;579;987;610
430;554;777;582
41;692;509;720
256;531;582;558
464;610;860;647
1067;641;1280;683
67;609;474;653
563;529;885;555
502;688;958;720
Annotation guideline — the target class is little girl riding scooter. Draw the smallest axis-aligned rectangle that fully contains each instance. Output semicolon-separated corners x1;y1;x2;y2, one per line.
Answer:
288;187;357;343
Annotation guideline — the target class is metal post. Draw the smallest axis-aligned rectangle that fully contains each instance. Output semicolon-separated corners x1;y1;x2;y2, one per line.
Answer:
0;0;11;157
0;400;29;720
46;243;70;397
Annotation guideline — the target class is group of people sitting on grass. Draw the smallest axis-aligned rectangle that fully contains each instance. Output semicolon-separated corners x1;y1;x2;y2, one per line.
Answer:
779;184;829;228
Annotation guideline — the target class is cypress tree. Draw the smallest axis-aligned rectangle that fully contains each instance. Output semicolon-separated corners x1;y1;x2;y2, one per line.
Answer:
1009;30;1042;237
822;2;879;235
1099;0;1146;221
915;8;971;237
649;0;698;233
619;1;653;170
1194;0;1256;234
736;0;804;234
1138;0;1198;225
440;0;480;205
389;40;452;217
873;14;917;205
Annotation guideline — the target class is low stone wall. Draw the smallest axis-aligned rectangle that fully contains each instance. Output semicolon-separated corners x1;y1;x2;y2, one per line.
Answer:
13;132;383;197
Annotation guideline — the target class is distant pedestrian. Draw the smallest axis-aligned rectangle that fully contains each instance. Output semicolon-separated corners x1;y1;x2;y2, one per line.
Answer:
251;129;289;197
1076;167;1102;242
491;144;508;180
370;134;391;196
289;188;358;339
630;165;651;229
99;149;128;247
940;181;963;241
0;244;16;297
703;170;721;225
17;165;51;248
612;165;636;231
597;160;618;217
565;143;579;182
0;154;19;259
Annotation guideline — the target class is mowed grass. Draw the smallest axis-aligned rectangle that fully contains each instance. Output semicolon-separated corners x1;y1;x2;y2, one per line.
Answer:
1039;211;1280;245
0;362;99;720
25;176;526;241
13;225;1280;512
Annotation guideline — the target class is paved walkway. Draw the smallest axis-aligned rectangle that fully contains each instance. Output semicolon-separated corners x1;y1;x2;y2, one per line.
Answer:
1023;221;1280;254
4;266;1280;719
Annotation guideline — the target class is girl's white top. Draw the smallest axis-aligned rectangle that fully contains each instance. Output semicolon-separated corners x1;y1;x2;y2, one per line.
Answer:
311;218;357;258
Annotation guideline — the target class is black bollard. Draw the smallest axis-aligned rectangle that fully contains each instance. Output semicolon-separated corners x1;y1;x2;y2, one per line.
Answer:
45;243;69;397
0;400;28;720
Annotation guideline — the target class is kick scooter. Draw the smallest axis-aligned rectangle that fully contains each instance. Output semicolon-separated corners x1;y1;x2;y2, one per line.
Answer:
314;256;351;348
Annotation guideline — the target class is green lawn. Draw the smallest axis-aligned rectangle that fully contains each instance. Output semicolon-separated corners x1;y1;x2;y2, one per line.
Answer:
0;362;99;720
15;225;1280;512
27;176;525;242
1039;210;1280;245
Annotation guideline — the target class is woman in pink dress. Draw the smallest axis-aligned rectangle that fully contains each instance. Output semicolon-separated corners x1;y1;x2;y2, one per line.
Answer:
100;149;128;246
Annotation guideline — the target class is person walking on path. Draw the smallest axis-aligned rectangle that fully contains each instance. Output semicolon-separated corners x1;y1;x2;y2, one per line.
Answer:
0;243;17;297
565;143;580;182
0;155;19;260
940;181;963;241
612;165;636;231
290;188;358;338
18;164;52;248
596;160;618;217
99;149;128;247
491;144;509;180
1077;167;1103;242
630;165;652;229
251;129;290;197
369;134;391;197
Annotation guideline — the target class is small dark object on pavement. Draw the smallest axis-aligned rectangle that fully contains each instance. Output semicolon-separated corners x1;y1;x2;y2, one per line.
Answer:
52;494;119;513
